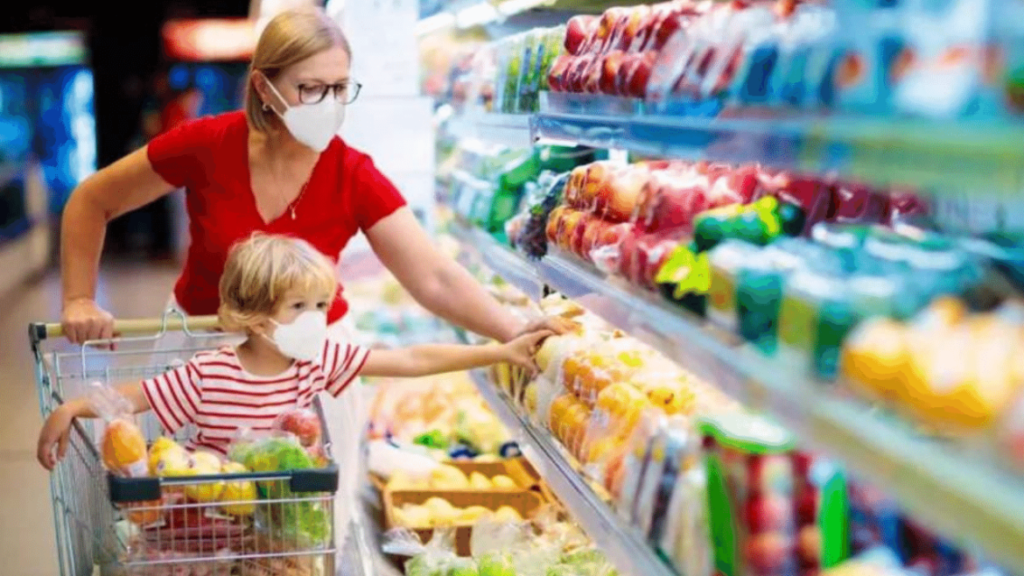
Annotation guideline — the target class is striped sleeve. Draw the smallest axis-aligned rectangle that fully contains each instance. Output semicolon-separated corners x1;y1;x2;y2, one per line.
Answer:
141;359;203;434
322;338;370;397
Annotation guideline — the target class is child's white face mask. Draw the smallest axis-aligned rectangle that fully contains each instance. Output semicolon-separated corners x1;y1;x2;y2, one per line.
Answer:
267;310;328;361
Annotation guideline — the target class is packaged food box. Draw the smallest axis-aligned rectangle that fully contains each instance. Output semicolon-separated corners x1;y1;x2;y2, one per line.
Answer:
699;413;848;576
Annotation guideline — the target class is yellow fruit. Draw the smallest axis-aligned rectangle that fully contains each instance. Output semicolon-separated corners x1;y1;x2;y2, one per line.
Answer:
841;318;909;401
148;437;181;474
493;506;523;523
429;465;470;490
490;475;517;489
387;472;423;491
184;451;224;503
459;506;493;523
645;384;695;415
102;418;147;477
423;497;458;526
399;504;431;528
219;462;257;516
524;383;539;415
152;445;193;478
469;472;492;490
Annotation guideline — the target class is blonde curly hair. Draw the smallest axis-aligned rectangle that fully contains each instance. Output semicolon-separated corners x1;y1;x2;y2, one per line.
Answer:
218;233;337;332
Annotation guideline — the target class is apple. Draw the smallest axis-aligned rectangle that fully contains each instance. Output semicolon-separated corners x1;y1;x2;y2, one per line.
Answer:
599;50;626;95
564;15;597;55
600;166;649;222
547;54;574;92
744;495;793;533
615;6;651;51
830;183;890;224
798;525;822;564
796;491;818;525
594;222;631;251
624;50;659;98
591;8;629;54
274;408;322;447
546;205;567;243
566;166;588;207
580;161;617;211
744;533;795;574
757;172;832;234
570;214;601;258
581;218;611;260
567;54;594;93
647;11;685;52
639;171;711;232
582;56;603;94
556;209;586;252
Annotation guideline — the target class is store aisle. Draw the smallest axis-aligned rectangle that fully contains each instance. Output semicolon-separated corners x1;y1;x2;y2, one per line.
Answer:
0;261;179;576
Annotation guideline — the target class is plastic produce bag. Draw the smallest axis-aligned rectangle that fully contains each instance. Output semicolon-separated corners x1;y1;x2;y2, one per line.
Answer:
383;527;467;576
227;430;331;548
90;380;148;478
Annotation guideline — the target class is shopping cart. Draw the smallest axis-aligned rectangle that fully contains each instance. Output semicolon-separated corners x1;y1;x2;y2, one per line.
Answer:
30;310;340;576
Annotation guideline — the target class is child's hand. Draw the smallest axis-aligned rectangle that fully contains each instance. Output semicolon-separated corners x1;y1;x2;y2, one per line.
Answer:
37;406;75;471
501;330;554;375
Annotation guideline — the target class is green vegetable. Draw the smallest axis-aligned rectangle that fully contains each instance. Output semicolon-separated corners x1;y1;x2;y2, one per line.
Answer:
234;436;330;547
413;430;448;449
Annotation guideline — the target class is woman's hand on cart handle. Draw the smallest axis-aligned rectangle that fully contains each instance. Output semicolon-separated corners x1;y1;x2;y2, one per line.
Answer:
60;297;115;344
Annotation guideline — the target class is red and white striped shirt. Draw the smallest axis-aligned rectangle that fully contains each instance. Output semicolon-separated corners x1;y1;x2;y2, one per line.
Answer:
141;338;369;455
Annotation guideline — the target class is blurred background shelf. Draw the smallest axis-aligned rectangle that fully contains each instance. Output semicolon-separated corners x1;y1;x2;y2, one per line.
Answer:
451;221;1024;574
450;107;1024;198
461;365;680;576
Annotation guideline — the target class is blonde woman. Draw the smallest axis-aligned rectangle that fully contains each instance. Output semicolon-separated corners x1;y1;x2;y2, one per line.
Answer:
56;7;567;547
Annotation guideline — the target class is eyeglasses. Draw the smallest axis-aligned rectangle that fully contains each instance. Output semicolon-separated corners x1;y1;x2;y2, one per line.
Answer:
296;81;362;105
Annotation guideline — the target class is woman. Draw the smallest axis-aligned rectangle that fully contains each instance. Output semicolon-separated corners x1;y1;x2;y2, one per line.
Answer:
58;7;564;546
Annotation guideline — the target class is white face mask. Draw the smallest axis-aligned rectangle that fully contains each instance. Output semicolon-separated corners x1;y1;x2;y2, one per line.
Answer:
267;310;328;361
265;80;345;152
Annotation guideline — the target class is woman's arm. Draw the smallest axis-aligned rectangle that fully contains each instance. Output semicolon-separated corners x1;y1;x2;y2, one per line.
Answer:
360;330;550;379
61;147;176;343
37;382;150;470
366;209;539;343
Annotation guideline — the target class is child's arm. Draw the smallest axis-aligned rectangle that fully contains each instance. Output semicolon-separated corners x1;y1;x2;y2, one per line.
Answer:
37;382;150;470
360;330;552;379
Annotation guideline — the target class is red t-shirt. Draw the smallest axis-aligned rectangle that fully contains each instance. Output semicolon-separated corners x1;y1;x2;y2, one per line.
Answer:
146;110;406;323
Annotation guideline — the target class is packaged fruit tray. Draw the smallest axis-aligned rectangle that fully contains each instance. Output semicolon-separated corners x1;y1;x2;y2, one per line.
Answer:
383;489;547;556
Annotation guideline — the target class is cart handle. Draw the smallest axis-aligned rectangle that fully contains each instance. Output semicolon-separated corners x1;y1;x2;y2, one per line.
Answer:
29;315;221;343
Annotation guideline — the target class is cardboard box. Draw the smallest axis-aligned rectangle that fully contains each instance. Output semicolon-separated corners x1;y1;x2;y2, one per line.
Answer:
370;457;540;492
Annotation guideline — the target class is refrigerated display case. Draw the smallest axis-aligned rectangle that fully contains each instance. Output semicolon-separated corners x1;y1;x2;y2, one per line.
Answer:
419;2;1024;576
0;31;95;296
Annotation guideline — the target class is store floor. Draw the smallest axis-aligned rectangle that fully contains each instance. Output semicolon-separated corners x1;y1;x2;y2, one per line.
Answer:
0;261;179;575
0;260;393;576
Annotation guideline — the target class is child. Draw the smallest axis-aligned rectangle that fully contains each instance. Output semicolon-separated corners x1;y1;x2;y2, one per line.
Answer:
37;233;550;469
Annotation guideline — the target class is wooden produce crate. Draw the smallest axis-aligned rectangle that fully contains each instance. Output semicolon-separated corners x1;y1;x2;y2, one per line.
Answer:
383;489;546;556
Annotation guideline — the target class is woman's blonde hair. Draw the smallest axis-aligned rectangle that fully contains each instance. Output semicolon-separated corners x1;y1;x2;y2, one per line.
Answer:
218;233;337;332
246;7;352;133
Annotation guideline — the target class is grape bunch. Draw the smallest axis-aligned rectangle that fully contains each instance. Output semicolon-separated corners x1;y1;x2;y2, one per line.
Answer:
516;172;570;260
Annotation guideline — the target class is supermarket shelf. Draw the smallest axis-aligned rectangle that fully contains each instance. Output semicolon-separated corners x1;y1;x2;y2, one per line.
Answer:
457;107;1024;197
465;367;679;576
452;222;1024;574
448;113;535;149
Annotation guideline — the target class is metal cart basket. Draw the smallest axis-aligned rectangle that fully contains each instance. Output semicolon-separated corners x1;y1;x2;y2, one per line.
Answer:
30;310;340;576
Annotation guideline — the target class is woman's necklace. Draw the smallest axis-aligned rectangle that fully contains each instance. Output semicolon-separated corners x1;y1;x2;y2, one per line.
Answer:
287;179;310;220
